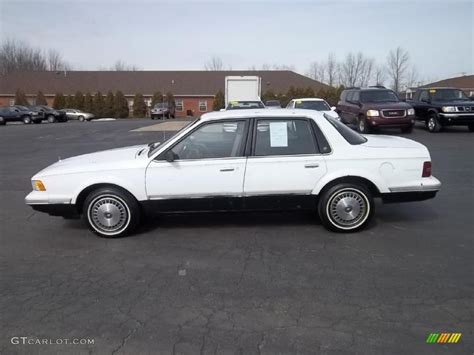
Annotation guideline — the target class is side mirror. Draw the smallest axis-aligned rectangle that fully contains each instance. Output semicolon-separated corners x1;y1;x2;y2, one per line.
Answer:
165;150;176;162
331;106;336;111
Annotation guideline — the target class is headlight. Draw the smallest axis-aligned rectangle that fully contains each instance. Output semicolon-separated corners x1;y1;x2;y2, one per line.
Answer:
32;180;46;191
441;106;456;113
366;110;379;117
407;108;415;116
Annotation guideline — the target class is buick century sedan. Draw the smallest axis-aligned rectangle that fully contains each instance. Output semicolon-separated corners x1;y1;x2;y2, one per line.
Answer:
26;109;441;237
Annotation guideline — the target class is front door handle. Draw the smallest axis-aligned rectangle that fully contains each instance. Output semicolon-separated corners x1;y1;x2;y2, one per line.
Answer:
304;163;320;169
220;168;235;172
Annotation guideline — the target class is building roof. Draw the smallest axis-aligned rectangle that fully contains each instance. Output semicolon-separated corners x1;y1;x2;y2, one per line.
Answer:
0;70;329;96
421;75;474;89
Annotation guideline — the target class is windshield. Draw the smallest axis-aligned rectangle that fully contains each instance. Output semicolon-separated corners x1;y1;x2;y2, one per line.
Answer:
295;100;330;111
148;118;200;157
431;89;469;102
15;105;29;111
265;100;281;107
325;115;367;145
154;103;169;109
227;101;265;110
360;90;399;103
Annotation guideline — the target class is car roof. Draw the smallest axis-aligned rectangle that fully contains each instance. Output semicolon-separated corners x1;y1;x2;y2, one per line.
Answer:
201;108;326;122
291;98;325;102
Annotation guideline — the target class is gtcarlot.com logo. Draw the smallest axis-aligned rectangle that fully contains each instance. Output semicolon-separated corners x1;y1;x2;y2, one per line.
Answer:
11;336;94;345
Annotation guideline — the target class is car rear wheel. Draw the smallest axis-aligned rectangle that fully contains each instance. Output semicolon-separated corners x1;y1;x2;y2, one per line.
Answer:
468;124;474;132
47;115;56;123
78;115;85;122
83;187;140;238
0;118;5;126
357;117;371;134
427;114;442;133
22;116;32;124
318;183;374;233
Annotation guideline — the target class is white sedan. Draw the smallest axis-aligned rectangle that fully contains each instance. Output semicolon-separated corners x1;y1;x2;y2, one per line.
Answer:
286;98;340;119
26;109;441;238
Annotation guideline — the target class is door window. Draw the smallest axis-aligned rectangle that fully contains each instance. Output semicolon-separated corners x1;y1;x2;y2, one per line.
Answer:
419;91;429;102
254;119;318;156
170;121;246;160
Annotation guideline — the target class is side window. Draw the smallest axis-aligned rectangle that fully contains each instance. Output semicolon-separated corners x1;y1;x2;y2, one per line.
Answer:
346;91;354;102
254;119;318;156
352;91;360;102
419;91;429;102
170;121;246;160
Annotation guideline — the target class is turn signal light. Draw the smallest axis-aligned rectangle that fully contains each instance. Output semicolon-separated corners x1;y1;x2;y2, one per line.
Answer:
422;162;432;177
32;180;46;191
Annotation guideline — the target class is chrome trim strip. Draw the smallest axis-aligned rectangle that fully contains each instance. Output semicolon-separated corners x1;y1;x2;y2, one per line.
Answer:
389;185;441;193
380;109;406;119
440;113;474;117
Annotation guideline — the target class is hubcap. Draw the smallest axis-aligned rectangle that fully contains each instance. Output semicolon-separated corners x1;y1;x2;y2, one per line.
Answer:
89;196;129;234
428;118;435;130
359;120;365;132
328;189;368;228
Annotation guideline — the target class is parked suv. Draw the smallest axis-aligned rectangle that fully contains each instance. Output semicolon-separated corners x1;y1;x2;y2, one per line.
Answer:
151;102;175;119
0;105;43;125
409;87;474;132
336;87;415;133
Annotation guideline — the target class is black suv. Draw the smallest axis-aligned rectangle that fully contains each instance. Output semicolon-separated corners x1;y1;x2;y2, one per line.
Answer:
336;87;415;133
409;87;474;132
0;105;43;125
29;105;67;123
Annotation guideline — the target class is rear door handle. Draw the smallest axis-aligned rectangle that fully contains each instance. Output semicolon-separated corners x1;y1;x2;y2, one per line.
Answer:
304;163;320;168
220;168;235;172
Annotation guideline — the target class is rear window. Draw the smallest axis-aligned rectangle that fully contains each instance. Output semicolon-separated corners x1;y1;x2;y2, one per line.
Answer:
325;115;367;145
294;100;330;111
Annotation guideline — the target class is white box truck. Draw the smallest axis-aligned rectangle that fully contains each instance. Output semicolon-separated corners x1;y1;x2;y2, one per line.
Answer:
225;76;262;107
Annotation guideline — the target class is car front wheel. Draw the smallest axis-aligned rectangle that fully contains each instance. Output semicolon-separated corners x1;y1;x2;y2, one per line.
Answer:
23;116;32;124
358;117;371;134
83;187;140;238
78;116;85;122
427;114;442;133
318;183;374;233
47;115;56;123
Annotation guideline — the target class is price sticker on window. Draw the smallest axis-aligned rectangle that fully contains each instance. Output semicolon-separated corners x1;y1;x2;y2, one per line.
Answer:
269;122;288;147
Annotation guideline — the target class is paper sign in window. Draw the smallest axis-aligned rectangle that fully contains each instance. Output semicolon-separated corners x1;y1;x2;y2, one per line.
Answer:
269;122;288;147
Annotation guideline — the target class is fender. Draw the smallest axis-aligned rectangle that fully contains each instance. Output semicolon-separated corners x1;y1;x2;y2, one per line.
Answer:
312;169;390;195
70;174;147;204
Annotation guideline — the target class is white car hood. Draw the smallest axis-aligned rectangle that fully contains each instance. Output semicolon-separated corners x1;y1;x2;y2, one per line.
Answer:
363;135;425;149
322;110;339;119
35;144;148;177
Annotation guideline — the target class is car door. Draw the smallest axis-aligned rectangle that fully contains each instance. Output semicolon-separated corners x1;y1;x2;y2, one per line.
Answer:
145;120;249;211
338;90;352;122
347;91;361;123
416;90;430;118
243;118;327;207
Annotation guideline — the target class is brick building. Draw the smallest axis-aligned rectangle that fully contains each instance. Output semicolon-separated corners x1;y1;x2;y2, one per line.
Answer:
0;70;328;117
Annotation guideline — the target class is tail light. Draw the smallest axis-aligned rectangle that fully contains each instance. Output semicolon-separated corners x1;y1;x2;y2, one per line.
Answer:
422;161;432;177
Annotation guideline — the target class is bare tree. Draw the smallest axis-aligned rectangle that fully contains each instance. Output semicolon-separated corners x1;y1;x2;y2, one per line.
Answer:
47;49;70;71
359;58;374;87
386;47;410;92
326;53;338;87
339;52;373;87
374;65;386;86
111;60;138;71
307;61;326;83
405;66;420;88
204;56;224;71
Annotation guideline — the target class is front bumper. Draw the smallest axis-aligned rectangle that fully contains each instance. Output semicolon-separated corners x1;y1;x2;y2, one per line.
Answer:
382;176;441;203
439;113;474;125
25;191;77;217
368;115;415;127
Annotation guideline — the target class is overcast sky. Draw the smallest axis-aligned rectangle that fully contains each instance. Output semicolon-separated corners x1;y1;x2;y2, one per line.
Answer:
1;0;472;82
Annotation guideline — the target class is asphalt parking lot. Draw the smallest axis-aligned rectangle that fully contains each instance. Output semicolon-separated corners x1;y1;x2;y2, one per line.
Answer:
1;119;473;354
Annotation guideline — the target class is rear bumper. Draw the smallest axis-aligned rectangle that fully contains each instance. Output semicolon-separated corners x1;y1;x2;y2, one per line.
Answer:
439;113;474;125
382;176;441;203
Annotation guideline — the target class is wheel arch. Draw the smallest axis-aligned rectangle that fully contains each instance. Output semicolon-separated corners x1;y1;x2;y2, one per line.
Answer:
74;183;138;213
313;174;385;197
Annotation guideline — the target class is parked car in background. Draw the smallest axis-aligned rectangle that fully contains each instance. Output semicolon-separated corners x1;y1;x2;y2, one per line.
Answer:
226;101;265;110
408;87;474;132
25;108;440;237
0;105;43;125
264;100;281;109
61;109;94;122
151;102;175;119
286;98;340;120
336;87;415;134
30;106;67;123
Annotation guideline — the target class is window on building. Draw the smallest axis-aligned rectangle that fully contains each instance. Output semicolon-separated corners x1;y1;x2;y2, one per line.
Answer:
176;99;184;112
9;99;14;106
199;100;207;112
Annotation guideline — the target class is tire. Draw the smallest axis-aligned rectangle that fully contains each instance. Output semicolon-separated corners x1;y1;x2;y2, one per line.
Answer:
357;116;371;134
468;125;474;132
401;125;413;133
78;115;85;122
83;187;140;238
47;115;56;123
22;116;32;124
0;119;5;126
427;114;442;133
318;183;374;233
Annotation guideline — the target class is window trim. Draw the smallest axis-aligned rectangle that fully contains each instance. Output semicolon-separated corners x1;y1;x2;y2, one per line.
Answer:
156;119;250;162
250;117;321;158
198;99;207;112
175;99;184;112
